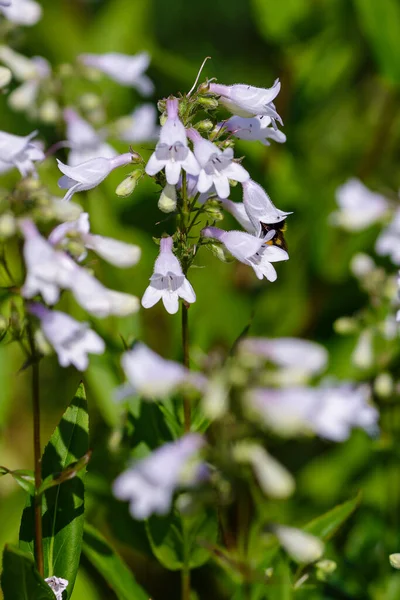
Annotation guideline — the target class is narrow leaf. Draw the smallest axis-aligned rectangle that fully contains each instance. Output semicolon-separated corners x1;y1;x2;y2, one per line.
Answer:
82;523;149;600
19;383;89;598
1;544;54;600
304;493;361;540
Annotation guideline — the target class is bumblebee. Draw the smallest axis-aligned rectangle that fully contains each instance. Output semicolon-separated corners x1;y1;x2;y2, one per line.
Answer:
261;219;288;252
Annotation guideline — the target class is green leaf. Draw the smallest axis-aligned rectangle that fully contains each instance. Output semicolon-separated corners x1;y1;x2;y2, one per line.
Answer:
1;545;54;600
0;467;35;495
82;523;149;600
19;383;89;598
354;0;400;84
146;508;218;571
304;493;361;540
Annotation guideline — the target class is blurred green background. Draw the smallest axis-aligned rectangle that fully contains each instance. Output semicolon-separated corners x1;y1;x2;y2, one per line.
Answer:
1;0;400;598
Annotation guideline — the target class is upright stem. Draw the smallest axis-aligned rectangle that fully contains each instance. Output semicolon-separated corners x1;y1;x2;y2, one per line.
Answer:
27;322;44;577
181;303;191;432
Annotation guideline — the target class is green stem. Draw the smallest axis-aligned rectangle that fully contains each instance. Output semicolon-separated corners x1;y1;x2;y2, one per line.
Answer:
27;321;44;577
181;302;191;431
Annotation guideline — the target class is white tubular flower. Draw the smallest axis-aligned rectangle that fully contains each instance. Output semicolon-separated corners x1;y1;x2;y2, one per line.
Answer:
223;115;286;146
79;51;154;95
64;108;117;166
239;337;328;377
29;303;105;371
0;65;11;87
376;208;400;265
120;342;201;399
69;266;139;318
202;227;288;281
242;179;292;237
116;104;159;143
113;434;204;520
352;330;374;370
0;47;50;112
331;178;389;231
0;0;42;25
209;79;282;127
49;212;141;268
57;152;133;201
220;199;254;232
20;220;74;305
274;526;324;564
45;576;69;600
142;236;196;314
145;98;200;185
0;130;44;177
187;128;249;199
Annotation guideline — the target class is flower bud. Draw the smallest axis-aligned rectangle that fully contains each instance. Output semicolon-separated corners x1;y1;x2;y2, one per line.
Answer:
197;96;219;110
207;242;233;263
0;213;16;239
204;204;224;221
159;112;167;126
374;372;393;399
202;374;229;420
333;317;358;334
79;93;102;111
115;170;142;197
274;525;324;564
0;66;11;88
158;184;177;213
195;119;214;133
39;98;60;124
390;554;400;569
316;559;337;574
350;253;375;278
34;328;52;355
352;330;374;369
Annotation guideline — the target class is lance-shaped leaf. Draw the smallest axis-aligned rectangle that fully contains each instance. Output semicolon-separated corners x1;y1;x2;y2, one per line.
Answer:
19;383;89;598
38;451;92;496
304;493;361;540
0;466;35;495
1;544;55;600
82;523;149;600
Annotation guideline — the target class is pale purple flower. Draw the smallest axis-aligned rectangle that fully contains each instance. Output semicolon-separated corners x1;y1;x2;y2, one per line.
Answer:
142;236;196;314
145;98;200;185
220;199;254;233
0;0;42;25
45;576;69;600
242;179;292;237
209;79;282;127
248;384;378;441
186;128;249;199
223;115;286;146
57;152;133;201
30;303;105;371
113;434;204;519
239;337;328;376
376;208;400;265
0;130;44;177
20;220;75;305
202;227;288;281
116;104;159;143
0;47;50;112
49;212;141;268
64;108;117;166
79;51;154;95
331;178;388;231
120;342;199;399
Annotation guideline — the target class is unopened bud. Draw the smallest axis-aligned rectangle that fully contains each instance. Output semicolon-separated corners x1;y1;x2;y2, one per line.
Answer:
0;213;16;239
197;96;219;110
158;184;177;213
39;98;60;124
207;243;232;263
374;372;393;399
197;82;210;94
204;205;224;221
18;177;42;192
202;374;229;420
352;330;374;369
115;170;142;197
390;553;400;569
316;559;336;574
34;329;52;355
196;119;214;133
159;112;167;126
274;525;324;564
350;253;375;278
79;93;102;111
51;198;82;221
333;317;358;335
0;66;11;88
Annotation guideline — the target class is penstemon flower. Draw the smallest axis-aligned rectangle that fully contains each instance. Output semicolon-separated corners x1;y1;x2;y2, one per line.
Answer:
0;0;42;25
220;198;255;232
186;128;249;199
45;577;69;600
115;103;159;143
64;108;117;166
57;153;133;201
0;130;44;177
375;207;400;265
209;79;282;127
49;212;141;267
142;236;196;314
145;98;200;185
113;434;204;519
29;303;105;371
202;226;288;281
78;51;154;95
242;179;292;237
223;115;286;146
0;47;50;113
331;178;389;231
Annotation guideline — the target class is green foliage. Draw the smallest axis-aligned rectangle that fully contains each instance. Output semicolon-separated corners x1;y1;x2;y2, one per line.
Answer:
19;383;88;598
82;523;149;600
1;545;54;600
304;493;361;540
